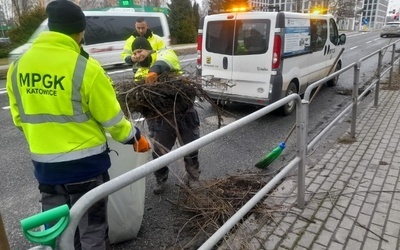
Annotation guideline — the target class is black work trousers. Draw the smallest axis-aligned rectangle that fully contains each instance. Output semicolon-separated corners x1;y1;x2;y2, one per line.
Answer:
39;172;111;250
148;108;200;181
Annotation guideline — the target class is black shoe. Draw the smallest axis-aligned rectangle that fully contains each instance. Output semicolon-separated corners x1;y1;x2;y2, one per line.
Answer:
153;180;166;194
188;178;201;188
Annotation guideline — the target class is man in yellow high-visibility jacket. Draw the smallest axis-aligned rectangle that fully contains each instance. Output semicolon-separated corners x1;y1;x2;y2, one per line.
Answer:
6;1;149;249
131;37;201;194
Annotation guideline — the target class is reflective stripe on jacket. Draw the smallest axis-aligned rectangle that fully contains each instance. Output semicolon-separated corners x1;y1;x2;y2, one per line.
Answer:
134;48;181;81
6;31;136;163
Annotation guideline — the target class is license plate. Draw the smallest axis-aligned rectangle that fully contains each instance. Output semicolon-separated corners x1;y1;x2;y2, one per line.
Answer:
203;79;228;90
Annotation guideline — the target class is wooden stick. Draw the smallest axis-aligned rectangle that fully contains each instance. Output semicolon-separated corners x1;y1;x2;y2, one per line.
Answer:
284;47;346;143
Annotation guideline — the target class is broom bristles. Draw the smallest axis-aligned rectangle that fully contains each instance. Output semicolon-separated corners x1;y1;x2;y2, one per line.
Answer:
255;142;286;169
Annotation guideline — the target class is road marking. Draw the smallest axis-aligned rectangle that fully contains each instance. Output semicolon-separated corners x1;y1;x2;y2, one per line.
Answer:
366;41;372;44
2;106;10;110
350;46;358;50
346;32;366;38
180;58;196;63
0;88;6;95
108;69;131;75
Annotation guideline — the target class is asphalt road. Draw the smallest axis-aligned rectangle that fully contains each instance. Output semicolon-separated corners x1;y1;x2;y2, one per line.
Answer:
0;31;399;249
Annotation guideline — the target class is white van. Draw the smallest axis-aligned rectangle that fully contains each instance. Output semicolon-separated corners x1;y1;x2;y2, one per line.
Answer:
8;8;170;67
198;10;346;115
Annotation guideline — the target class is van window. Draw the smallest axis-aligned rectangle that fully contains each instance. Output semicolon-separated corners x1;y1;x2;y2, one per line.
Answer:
205;19;269;56
310;19;327;51
85;15;165;45
205;20;235;55
238;21;269;55
329;18;339;45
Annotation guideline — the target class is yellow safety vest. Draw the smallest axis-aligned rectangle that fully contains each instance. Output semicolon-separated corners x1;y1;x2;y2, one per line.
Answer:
134;48;181;82
6;31;136;163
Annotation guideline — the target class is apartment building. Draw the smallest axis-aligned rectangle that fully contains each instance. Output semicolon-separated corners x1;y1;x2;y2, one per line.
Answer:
362;0;388;29
250;0;325;13
249;0;388;30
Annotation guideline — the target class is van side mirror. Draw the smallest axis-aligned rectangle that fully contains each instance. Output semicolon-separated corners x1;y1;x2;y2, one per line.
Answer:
338;34;346;45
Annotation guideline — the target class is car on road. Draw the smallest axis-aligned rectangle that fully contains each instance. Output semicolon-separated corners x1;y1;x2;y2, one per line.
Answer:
380;22;400;37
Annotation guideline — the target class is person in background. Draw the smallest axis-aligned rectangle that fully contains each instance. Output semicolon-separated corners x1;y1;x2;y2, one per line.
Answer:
131;37;201;194
121;17;166;69
6;0;150;249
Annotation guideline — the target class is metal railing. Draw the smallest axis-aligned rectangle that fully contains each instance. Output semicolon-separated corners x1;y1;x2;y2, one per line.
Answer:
199;38;400;249
51;38;400;249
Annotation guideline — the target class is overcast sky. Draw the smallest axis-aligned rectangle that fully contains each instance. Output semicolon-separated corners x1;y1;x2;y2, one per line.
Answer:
388;0;400;13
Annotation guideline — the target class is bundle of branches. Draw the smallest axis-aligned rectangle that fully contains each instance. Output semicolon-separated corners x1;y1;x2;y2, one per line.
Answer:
114;73;223;127
177;174;267;231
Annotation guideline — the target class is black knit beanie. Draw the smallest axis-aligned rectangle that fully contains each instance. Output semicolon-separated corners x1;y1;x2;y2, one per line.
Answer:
46;0;86;35
132;37;153;51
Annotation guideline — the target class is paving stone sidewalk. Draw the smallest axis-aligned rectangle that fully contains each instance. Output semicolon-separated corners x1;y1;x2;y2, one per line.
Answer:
219;89;400;250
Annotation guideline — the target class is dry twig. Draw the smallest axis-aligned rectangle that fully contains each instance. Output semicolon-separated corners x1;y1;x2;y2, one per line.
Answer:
176;175;268;235
114;73;225;128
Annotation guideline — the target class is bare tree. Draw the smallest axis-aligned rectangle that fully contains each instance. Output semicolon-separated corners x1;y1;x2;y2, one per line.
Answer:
141;0;160;7
0;0;13;20
207;0;249;14
200;0;209;15
10;0;38;21
329;0;356;19
78;0;117;10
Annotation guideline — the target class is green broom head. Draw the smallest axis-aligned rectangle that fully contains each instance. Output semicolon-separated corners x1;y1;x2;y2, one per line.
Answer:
255;142;286;169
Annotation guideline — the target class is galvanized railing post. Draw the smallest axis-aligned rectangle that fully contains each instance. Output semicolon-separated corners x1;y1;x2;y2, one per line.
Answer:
350;62;360;138
297;99;308;209
397;51;400;74
389;44;396;87
397;43;400;74
375;50;383;106
398;41;400;74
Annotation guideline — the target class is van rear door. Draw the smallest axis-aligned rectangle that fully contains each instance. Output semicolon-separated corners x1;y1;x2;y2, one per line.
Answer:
202;12;273;104
202;14;236;95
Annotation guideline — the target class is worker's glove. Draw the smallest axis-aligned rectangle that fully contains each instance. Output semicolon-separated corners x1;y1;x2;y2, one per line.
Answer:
133;135;151;152
145;72;158;84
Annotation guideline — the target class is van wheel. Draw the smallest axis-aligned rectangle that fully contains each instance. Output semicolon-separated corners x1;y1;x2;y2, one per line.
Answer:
278;81;297;116
327;62;341;87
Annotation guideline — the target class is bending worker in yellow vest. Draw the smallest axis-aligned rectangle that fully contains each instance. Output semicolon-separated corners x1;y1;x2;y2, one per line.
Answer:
6;0;150;249
131;37;201;194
